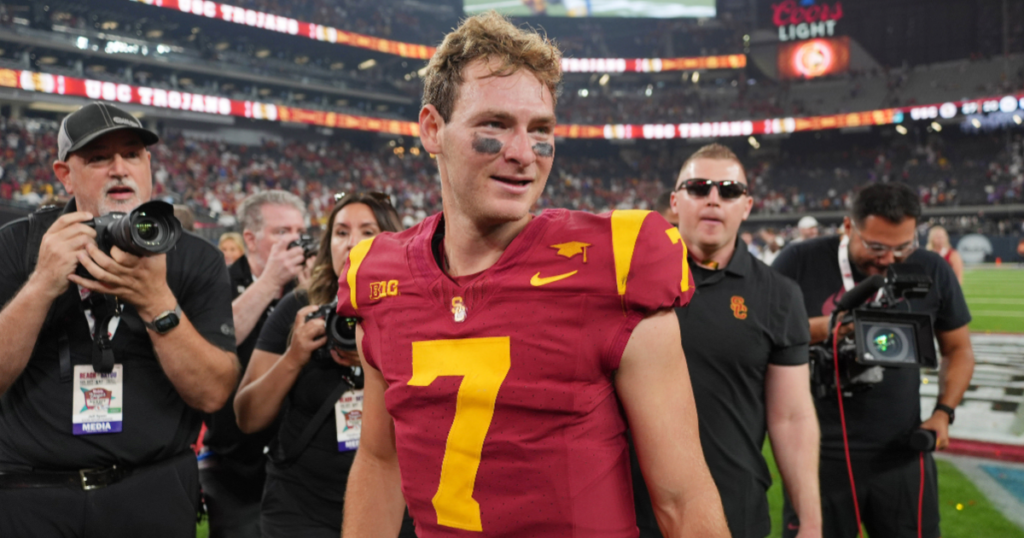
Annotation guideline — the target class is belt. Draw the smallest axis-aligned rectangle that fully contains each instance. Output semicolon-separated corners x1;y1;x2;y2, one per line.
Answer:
0;464;134;490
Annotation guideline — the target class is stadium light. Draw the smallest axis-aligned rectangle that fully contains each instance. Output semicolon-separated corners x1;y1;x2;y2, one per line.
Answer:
971;118;982;128
895;125;908;135
930;122;942;132
1015;115;1023;125
359;59;377;70
599;74;610;86
255;49;270;58
747;136;760;149
578;89;589;97
692;72;700;83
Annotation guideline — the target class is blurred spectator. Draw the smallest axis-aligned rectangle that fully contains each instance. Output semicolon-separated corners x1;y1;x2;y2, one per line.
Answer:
926;225;965;284
219;232;246;266
795;216;819;242
174;204;196;232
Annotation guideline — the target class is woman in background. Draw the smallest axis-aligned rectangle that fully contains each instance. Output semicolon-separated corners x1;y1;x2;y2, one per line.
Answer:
218;232;246;266
927;225;964;284
233;192;416;538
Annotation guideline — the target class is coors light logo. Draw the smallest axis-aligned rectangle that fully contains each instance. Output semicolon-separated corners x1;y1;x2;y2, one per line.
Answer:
772;0;844;42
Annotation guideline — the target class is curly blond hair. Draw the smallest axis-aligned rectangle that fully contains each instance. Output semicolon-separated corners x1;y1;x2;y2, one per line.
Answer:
422;11;562;122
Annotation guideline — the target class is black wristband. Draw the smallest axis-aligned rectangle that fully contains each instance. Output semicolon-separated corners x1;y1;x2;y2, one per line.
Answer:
934;403;955;425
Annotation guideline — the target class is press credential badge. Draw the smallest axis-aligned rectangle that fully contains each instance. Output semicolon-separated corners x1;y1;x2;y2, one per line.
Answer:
73;364;123;435
334;389;363;452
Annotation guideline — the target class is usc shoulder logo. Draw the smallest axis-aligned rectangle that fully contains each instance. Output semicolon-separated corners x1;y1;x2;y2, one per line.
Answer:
730;296;748;320
369;280;399;300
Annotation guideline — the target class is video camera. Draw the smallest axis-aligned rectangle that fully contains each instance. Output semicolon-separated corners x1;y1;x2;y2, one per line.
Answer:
304;298;358;364
810;263;938;399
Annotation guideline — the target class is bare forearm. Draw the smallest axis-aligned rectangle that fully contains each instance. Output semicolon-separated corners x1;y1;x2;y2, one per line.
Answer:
343;451;406;537
0;278;57;394
232;279;280;345
809;316;830;345
151;317;239;413
938;350;975;408
235;351;304;433
769;417;822;532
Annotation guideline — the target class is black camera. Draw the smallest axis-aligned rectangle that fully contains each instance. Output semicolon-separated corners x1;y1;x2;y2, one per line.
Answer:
810;264;938;399
86;200;182;257
304;299;358;363
288;234;318;260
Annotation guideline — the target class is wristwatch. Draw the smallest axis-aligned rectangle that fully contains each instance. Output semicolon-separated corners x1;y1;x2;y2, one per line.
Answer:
934;403;956;425
145;304;182;335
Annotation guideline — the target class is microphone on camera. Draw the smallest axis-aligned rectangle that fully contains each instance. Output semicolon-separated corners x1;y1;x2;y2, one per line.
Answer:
835;275;886;312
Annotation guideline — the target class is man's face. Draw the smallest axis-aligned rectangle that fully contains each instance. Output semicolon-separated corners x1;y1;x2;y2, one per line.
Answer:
244;203;306;268
53;130;152;216
420;58;556;227
671;158;753;255
845;215;917;276
800;226;819;240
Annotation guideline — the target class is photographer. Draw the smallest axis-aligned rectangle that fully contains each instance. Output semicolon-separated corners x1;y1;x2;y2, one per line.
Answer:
233;192;414;537
201;190;308;538
772;182;975;538
0;102;238;536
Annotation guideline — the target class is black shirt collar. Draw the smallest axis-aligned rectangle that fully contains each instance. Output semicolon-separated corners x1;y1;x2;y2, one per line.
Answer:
690;236;752;278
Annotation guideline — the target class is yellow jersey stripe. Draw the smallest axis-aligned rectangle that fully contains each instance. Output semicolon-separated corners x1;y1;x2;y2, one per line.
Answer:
346;237;377;310
665;227;691;294
611;210;649;296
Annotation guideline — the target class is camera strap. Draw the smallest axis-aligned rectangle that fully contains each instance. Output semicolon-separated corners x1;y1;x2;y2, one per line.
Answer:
81;293;121;374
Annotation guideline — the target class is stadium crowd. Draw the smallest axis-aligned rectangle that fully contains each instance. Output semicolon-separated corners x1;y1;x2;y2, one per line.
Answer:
2;117;1022;232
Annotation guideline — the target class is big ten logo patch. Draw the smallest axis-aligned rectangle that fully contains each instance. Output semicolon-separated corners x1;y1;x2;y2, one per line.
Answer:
730;296;748;320
369;280;399;301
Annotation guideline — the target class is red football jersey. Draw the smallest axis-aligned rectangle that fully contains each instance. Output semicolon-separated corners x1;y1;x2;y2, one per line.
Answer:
338;209;694;537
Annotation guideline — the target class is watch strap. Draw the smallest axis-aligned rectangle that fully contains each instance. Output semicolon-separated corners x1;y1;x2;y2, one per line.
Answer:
144;304;182;333
934;403;955;424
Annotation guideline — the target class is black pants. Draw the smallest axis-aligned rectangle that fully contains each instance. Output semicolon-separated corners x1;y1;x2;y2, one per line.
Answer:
783;454;940;538
0;451;200;538
198;453;265;538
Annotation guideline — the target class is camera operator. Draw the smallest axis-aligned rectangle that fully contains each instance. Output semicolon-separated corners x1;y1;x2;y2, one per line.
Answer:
0;102;239;536
200;189;308;538
632;144;821;538
233;192;415;537
772;182;975;538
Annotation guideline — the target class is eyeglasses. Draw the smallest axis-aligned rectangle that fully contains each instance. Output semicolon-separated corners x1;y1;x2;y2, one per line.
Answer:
675;179;749;200
334;191;393;206
851;223;918;258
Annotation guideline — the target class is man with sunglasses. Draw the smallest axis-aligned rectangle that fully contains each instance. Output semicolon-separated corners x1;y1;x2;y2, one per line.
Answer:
772;182;975;538
632;144;821;538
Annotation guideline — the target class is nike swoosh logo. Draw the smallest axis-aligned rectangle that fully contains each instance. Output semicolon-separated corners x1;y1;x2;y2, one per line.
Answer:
530;270;578;286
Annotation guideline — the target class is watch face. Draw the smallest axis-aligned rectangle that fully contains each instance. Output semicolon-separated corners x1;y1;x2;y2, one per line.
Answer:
154;313;180;333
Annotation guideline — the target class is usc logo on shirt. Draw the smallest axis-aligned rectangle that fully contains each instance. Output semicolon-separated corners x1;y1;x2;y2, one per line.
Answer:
730;296;748;320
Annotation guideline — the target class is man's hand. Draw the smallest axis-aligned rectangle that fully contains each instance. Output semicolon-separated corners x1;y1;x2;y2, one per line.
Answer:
331;348;360;367
69;243;176;318
31;212;96;300
920;410;951;450
262;237;307;290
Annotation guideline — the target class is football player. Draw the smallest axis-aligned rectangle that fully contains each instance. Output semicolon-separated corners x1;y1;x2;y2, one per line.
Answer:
339;11;729;538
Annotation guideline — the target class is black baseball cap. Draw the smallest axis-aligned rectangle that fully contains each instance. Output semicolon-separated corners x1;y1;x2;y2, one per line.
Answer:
57;102;159;162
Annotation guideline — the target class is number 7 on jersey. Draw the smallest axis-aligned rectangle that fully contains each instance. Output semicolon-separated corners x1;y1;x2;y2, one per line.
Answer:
409;337;511;532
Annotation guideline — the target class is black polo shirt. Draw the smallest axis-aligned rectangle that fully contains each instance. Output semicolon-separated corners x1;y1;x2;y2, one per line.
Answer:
772;235;971;460
0;200;236;471
202;255;287;464
633;239;810;538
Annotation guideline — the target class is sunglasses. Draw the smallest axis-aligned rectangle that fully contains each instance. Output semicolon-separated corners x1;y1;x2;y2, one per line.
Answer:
675;179;749;200
334;191;393;206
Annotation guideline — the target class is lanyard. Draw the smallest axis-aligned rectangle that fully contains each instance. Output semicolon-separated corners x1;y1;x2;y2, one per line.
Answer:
838;234;885;303
838;235;856;292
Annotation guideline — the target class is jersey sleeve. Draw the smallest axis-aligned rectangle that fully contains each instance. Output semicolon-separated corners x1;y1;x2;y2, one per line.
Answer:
611;210;695;314
336;236;381;370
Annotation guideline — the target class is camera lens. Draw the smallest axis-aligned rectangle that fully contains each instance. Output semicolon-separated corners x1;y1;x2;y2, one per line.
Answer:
864;324;914;364
134;217;160;242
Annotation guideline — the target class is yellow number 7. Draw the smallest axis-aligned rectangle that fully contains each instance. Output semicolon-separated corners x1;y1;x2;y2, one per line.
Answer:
409;337;511;532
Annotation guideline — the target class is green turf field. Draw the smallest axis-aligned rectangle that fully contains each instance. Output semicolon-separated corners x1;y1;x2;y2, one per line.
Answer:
963;267;1024;334
763;444;1024;538
462;0;715;19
